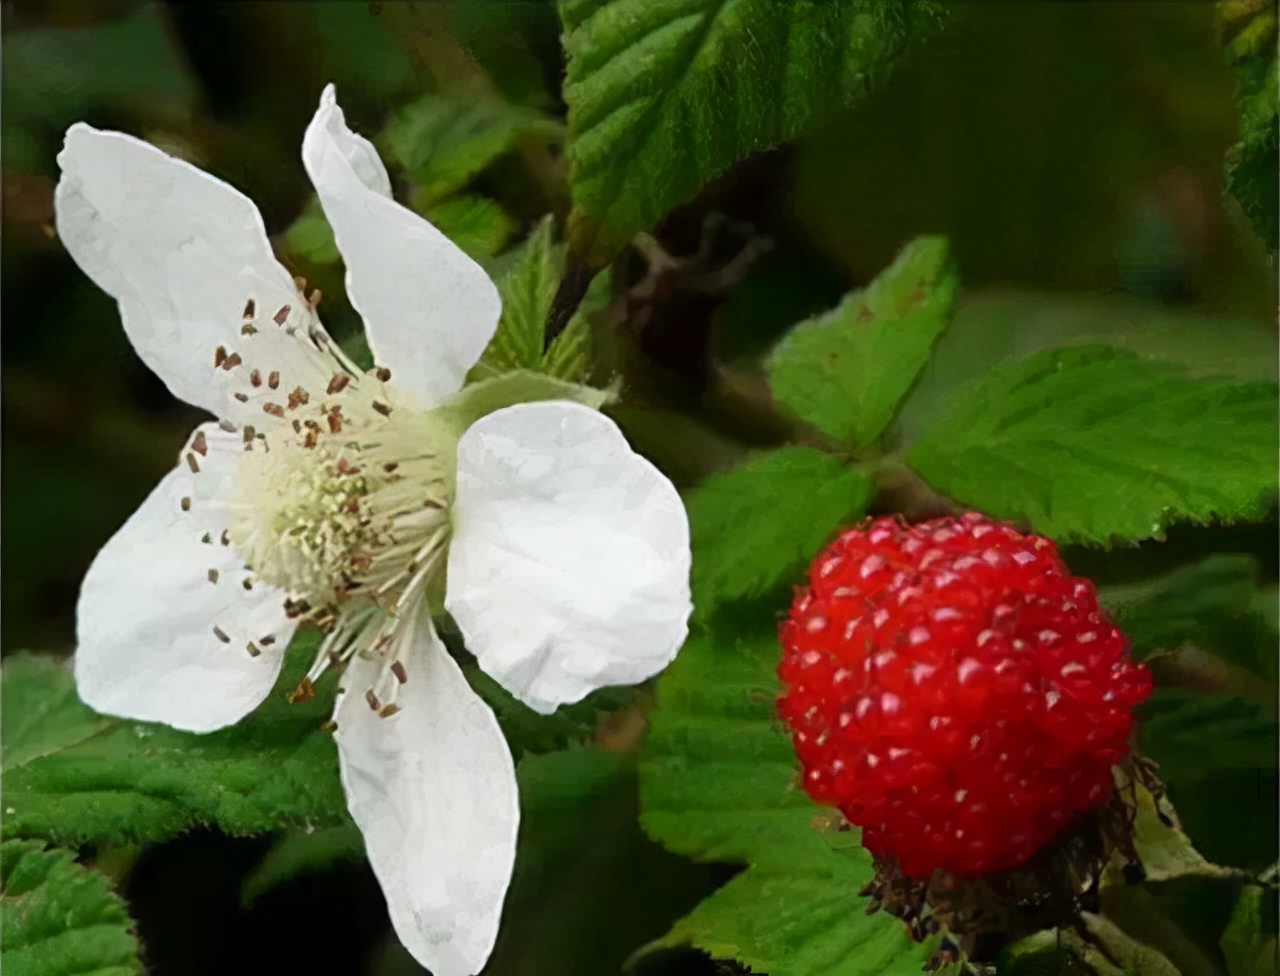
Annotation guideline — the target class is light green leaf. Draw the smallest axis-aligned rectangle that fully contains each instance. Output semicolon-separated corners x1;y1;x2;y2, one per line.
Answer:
640;630;935;975
767;237;958;448
284;197;340;266
240;824;365;907
472;217;608;384
1221;885;1279;976
1082;914;1181;976
1123;780;1247;885
686;446;872;616
0;840;143;976
1101;555;1278;680
561;0;946;264
422;195;517;261
381;93;562;203
907;345;1279;545
1;649;347;846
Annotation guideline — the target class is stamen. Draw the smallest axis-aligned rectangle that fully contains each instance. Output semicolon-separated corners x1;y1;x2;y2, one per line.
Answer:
268;371;280;390
327;374;350;395
219;419;237;432
264;403;285;418
192;431;208;456
187;453;201;473
213;625;230;643
234;392;250;402
243;299;256;318
221;352;243;371
250;369;262;387
390;660;408;684
214;346;228;367
372;401;392;417
378;703;401;718
375;367;391;382
181;497;192;512
246;641;261;657
207;569;219;583
274;305;291;325
288;677;316;703
365;690;381;711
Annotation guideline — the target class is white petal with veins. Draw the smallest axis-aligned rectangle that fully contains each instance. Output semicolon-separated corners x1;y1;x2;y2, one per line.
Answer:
302;85;501;407
75;424;296;733
334;616;518;976
54;125;315;420
446;401;692;713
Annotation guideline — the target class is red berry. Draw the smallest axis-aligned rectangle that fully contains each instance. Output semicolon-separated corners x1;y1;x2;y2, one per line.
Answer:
778;513;1152;879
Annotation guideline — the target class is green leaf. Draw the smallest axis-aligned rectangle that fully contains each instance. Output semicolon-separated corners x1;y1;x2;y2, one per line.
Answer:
380;93;562;204
421;195;517;261
907;345;1279;545
1101;556;1278;680
441;370;614;440
1124;779;1246;885
767;237;959;448
2;649;347;846
240;824;365;907
561;0;946;264
1221;0;1278;251
1081;913;1181;976
640;630;935;975
1139;689;1278;784
686;446;872;616
472;217;607;384
284;197;340;266
0;840;143;976
1221;885;1279;976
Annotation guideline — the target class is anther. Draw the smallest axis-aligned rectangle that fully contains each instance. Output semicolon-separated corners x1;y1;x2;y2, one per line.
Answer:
234;392;249;402
378;703;401;718
221;352;243;371
327;410;343;434
180;497;192;512
375;367;391;382
219;419;237;432
242;578;253;591
319;719;337;732
207;569;219;584
260;635;276;646
250;369;262;387
220;529;231;546
308;288;322;308
264;402;285;418
201;532;212;544
383;462;399;473
304;429;318;448
214;346;228;367
336;458;359;475
213;625;231;643
390;661;408;684
273;305;291;325
241;323;258;336
186;452;200;473
268;371;280;389
292;419;302;433
287;386;310;409
242;425;256;444
192;431;208;456
246;641;261;658
327;374;350;395
365;690;381;711
288;677;316;704
372;401;392;416
243;299;256;318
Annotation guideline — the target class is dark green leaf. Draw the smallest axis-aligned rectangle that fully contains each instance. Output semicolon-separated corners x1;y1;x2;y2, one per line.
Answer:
1139;689;1278;785
1101;555;1278;680
1221;1;1278;251
767;237;958;448
560;0;946;264
2;648;347;846
640;630;935;975
1;840;143;976
907;345;1279;545
240;824;364;907
686;446;872;616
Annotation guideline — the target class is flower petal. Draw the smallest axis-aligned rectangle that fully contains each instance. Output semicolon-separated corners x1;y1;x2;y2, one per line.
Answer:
75;424;296;733
302;85;500;406
54;124;313;419
446;401;692;713
334;616;518;976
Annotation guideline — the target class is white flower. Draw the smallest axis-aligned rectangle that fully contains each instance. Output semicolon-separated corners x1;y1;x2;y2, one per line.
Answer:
57;85;691;976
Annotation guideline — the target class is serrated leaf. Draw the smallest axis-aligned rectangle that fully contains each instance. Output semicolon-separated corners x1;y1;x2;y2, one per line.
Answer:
907;345;1279;545
240;824;365;907
422;195;517;261
561;0;946;264
472;217;607;383
1221;885;1279;976
1101;556;1278;680
640;630;936;975
767;237;958;448
1220;0;1278;251
380;93;562;203
686;446;872;616
2;649;347;846
0;840;143;976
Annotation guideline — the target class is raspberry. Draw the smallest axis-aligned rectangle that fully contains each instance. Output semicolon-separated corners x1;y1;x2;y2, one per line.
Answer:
778;513;1152;879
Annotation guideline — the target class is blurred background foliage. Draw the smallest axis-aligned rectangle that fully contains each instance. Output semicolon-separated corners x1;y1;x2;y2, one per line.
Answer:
2;1;1275;974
